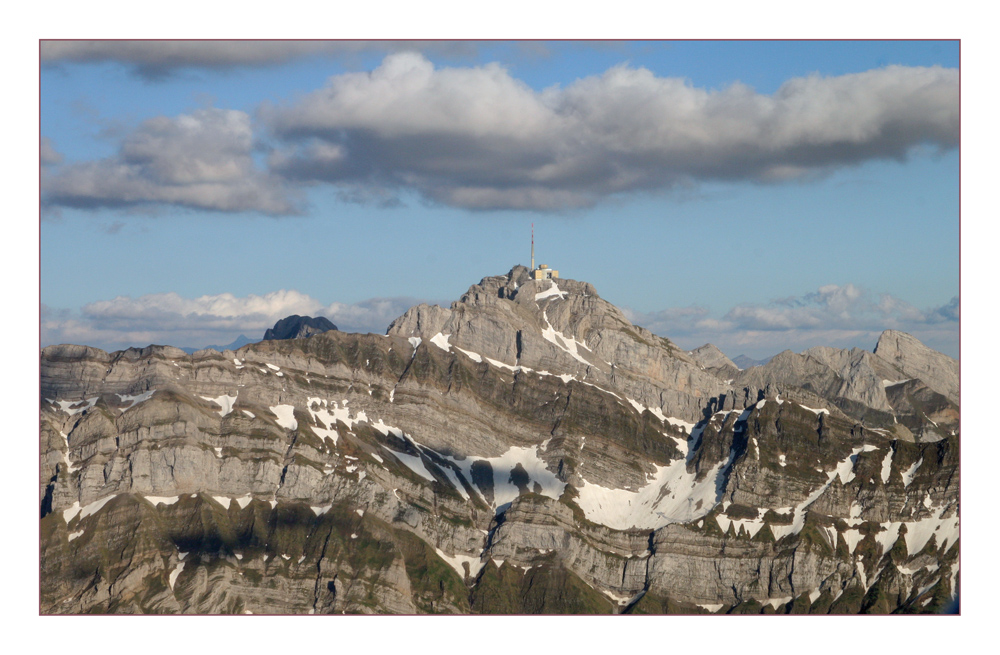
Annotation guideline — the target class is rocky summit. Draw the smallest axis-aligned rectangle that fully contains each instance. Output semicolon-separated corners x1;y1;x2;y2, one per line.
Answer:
263;315;337;341
39;266;959;614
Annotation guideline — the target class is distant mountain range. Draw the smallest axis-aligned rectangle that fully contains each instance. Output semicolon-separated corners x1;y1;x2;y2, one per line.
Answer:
40;266;959;614
179;316;338;354
179;334;256;355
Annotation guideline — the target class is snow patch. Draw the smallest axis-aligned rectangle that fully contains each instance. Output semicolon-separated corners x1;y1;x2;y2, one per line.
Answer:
433;547;485;579
455;347;483;363
212;496;232;510
534;281;567;301
576;454;726;530
384;447;437;482
242;410;255;418
269;404;298;430
235;494;253;510
903;507;960;554
169;562;185;590
68;530;84;542
145;496;179;506
901;458;922;488
540;311;592;366
881;448;894;484
117;390;156;411
766;596;792;610
52;397;99;416
429;332;452;352
201;393;237;417
797;403;829;416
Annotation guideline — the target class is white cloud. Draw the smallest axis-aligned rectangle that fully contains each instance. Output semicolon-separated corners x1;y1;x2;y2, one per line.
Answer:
266;53;958;211
41;292;431;353
627;286;959;359
42;108;298;215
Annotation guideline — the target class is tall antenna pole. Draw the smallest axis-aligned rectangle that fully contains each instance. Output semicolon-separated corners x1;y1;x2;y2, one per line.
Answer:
531;223;535;271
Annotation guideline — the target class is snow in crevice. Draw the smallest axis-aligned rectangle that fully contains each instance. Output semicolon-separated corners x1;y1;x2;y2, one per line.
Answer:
59;431;79;474
880;447;894;484
68;530;84;542
540;310;593;366
408;337;421;358
169;561;186;590
201;393;237;417
901;458;922;488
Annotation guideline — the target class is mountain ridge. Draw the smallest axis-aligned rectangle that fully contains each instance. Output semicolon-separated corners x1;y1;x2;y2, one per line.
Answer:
39;266;960;614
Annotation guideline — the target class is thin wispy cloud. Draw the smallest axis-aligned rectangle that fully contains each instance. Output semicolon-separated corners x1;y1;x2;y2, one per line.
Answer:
41;291;434;353
40;40;478;80
624;284;959;358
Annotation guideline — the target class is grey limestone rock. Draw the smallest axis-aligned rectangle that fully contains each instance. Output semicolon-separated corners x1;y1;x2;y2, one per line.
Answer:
39;267;960;615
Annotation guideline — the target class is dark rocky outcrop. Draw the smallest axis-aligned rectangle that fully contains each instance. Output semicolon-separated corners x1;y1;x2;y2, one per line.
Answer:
263;315;337;341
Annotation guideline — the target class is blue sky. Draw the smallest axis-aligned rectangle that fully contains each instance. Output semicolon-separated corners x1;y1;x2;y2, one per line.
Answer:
39;40;959;358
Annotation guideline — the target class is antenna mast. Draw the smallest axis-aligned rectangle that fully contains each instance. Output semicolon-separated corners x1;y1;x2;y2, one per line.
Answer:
531;223;535;271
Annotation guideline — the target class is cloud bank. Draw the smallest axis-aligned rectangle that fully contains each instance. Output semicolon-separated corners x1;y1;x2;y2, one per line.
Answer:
42;291;430;353
40;40;476;80
42;53;958;215
266;53;959;210
42;284;957;360
623;284;959;359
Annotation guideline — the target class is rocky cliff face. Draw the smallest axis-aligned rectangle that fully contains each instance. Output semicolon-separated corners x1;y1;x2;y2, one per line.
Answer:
39;267;959;614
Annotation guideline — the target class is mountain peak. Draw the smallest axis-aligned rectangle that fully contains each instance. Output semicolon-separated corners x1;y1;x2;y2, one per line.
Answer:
263;315;338;341
874;329;959;404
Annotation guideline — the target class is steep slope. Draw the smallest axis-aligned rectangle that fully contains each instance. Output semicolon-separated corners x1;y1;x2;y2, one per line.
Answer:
39;267;959;614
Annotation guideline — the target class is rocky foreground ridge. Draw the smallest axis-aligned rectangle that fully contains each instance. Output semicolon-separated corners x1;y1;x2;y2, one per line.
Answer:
40;266;959;614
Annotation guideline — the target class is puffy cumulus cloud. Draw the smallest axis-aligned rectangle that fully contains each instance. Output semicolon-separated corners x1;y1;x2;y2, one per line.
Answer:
265;53;958;211
41;40;476;80
625;285;959;360
42;108;298;215
41;292;431;353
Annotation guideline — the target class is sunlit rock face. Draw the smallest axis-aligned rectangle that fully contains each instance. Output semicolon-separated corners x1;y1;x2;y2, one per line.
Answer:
40;268;958;614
